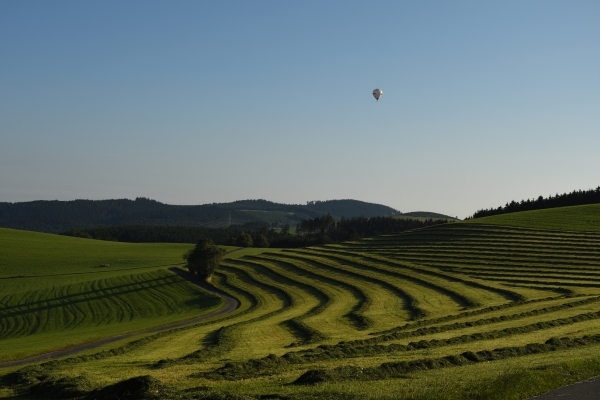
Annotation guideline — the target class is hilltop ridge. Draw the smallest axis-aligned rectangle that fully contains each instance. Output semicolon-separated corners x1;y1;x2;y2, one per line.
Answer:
0;198;400;233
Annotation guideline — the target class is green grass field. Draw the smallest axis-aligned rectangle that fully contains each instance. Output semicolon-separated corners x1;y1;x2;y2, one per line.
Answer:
0;227;196;277
464;203;600;231
3;204;600;399
0;228;225;361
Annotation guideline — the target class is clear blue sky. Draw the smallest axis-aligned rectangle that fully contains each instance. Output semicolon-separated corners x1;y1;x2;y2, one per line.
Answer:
1;1;599;218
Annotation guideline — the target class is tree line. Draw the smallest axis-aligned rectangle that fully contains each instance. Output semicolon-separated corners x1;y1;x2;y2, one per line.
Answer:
61;215;448;248
469;186;600;219
0;197;399;234
228;215;448;248
293;215;448;244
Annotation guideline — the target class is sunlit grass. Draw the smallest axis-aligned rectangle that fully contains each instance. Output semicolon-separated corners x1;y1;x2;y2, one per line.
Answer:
464;203;600;231
4;205;600;399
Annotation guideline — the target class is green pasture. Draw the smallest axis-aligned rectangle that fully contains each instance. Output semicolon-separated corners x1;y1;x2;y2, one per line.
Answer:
465;203;600;231
0;228;225;361
0;269;223;362
0;227;193;277
4;205;600;399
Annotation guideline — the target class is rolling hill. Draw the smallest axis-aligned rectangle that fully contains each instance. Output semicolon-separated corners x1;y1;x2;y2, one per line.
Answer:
465;203;600;231
401;211;456;219
0;228;225;362
0;198;400;233
3;204;600;399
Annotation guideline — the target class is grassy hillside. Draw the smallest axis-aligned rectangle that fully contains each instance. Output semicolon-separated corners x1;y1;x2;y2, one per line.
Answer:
465;203;600;231
0;228;194;277
0;228;225;361
4;209;600;399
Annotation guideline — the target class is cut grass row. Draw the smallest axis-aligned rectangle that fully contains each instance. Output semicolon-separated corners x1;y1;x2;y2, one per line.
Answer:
446;266;600;278
292;334;600;385
2;223;576;364
226;258;340;346
74;233;528;370
294;249;492;307
368;252;600;272
0;269;223;362
174;294;600;373
255;255;375;330
222;261;327;346
153;255;370;367
270;252;422;323
150;228;600;376
202;316;600;382
369;295;600;342
350;225;600;254
338;224;600;293
365;249;600;267
11;346;600;400
271;252;433;319
463;203;600;231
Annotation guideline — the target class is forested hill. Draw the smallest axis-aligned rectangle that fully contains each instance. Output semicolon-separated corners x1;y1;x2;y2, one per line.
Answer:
0;198;399;233
470;186;600;219
304;200;398;218
402;211;456;219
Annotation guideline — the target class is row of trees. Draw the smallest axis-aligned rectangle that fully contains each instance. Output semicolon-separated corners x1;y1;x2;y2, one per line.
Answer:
62;215;448;249
233;232;270;248
228;215;448;249
469;186;600;219
0;197;238;233
292;215;448;243
296;215;335;235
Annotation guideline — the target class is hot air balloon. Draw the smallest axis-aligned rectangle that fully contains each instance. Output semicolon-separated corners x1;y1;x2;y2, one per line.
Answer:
372;88;383;101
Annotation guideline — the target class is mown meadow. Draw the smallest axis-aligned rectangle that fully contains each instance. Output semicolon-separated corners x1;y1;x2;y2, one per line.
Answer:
3;206;600;399
0;228;226;361
465;203;600;231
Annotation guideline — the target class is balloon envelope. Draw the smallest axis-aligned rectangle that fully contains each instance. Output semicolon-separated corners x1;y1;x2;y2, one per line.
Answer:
372;88;382;101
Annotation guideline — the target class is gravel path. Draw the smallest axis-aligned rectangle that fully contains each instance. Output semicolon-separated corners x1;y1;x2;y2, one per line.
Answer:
0;267;239;369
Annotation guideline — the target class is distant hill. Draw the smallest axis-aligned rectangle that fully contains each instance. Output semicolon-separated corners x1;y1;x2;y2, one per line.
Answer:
0;198;398;233
401;211;457;220
305;200;396;217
